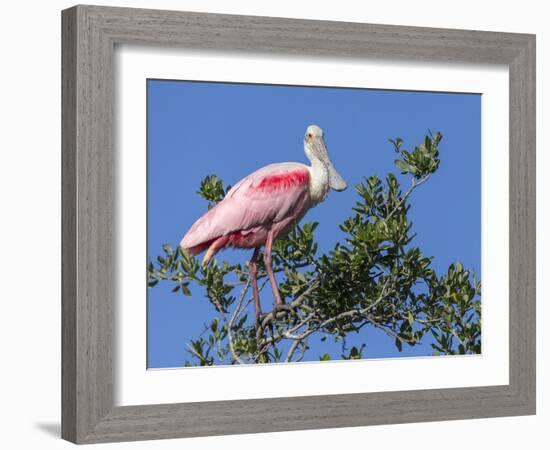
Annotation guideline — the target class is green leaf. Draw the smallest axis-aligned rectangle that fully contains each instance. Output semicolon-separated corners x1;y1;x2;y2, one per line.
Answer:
395;160;414;174
395;338;403;352
181;284;192;296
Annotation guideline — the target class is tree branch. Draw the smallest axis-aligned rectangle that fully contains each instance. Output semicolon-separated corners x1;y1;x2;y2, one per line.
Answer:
227;278;251;365
264;279;393;345
259;281;320;329
386;174;430;222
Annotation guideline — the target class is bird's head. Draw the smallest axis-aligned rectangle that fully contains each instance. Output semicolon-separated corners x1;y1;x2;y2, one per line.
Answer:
304;125;347;191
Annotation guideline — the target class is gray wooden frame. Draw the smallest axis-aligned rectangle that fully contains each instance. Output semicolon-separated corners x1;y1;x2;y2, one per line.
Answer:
62;4;536;444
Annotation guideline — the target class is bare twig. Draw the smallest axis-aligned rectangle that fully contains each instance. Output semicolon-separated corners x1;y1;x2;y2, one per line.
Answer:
285;336;309;363
285;313;315;335
285;339;302;363
296;338;308;362
386;175;430;222
227;278;251;365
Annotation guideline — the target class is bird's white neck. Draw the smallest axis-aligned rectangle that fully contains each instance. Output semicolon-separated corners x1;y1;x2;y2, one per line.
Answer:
307;157;330;205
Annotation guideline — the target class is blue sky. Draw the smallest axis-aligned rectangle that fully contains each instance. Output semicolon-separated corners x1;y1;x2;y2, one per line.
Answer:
147;79;481;368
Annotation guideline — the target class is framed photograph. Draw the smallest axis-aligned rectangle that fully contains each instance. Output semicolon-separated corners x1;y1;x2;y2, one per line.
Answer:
62;5;535;444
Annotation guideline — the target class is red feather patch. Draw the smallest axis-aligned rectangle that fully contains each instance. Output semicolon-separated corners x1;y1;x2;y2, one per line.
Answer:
256;170;309;192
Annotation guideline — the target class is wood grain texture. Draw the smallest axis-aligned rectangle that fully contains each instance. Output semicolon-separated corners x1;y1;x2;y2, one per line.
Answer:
61;4;536;444
61;7;77;443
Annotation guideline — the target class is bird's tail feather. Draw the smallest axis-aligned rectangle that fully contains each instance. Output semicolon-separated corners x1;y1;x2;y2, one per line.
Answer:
200;235;229;268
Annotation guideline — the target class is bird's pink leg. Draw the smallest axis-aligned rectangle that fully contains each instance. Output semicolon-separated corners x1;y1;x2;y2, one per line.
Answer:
264;229;285;307
249;247;262;321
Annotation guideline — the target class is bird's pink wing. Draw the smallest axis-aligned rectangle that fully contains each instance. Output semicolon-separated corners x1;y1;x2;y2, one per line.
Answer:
180;163;310;251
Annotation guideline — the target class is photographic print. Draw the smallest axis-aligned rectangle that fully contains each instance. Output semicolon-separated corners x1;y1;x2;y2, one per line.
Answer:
146;80;481;368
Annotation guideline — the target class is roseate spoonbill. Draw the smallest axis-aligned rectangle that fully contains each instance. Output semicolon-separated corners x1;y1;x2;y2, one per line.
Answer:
180;125;347;319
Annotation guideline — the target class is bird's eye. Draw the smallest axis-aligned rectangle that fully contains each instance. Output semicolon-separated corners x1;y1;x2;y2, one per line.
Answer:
307;133;313;139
